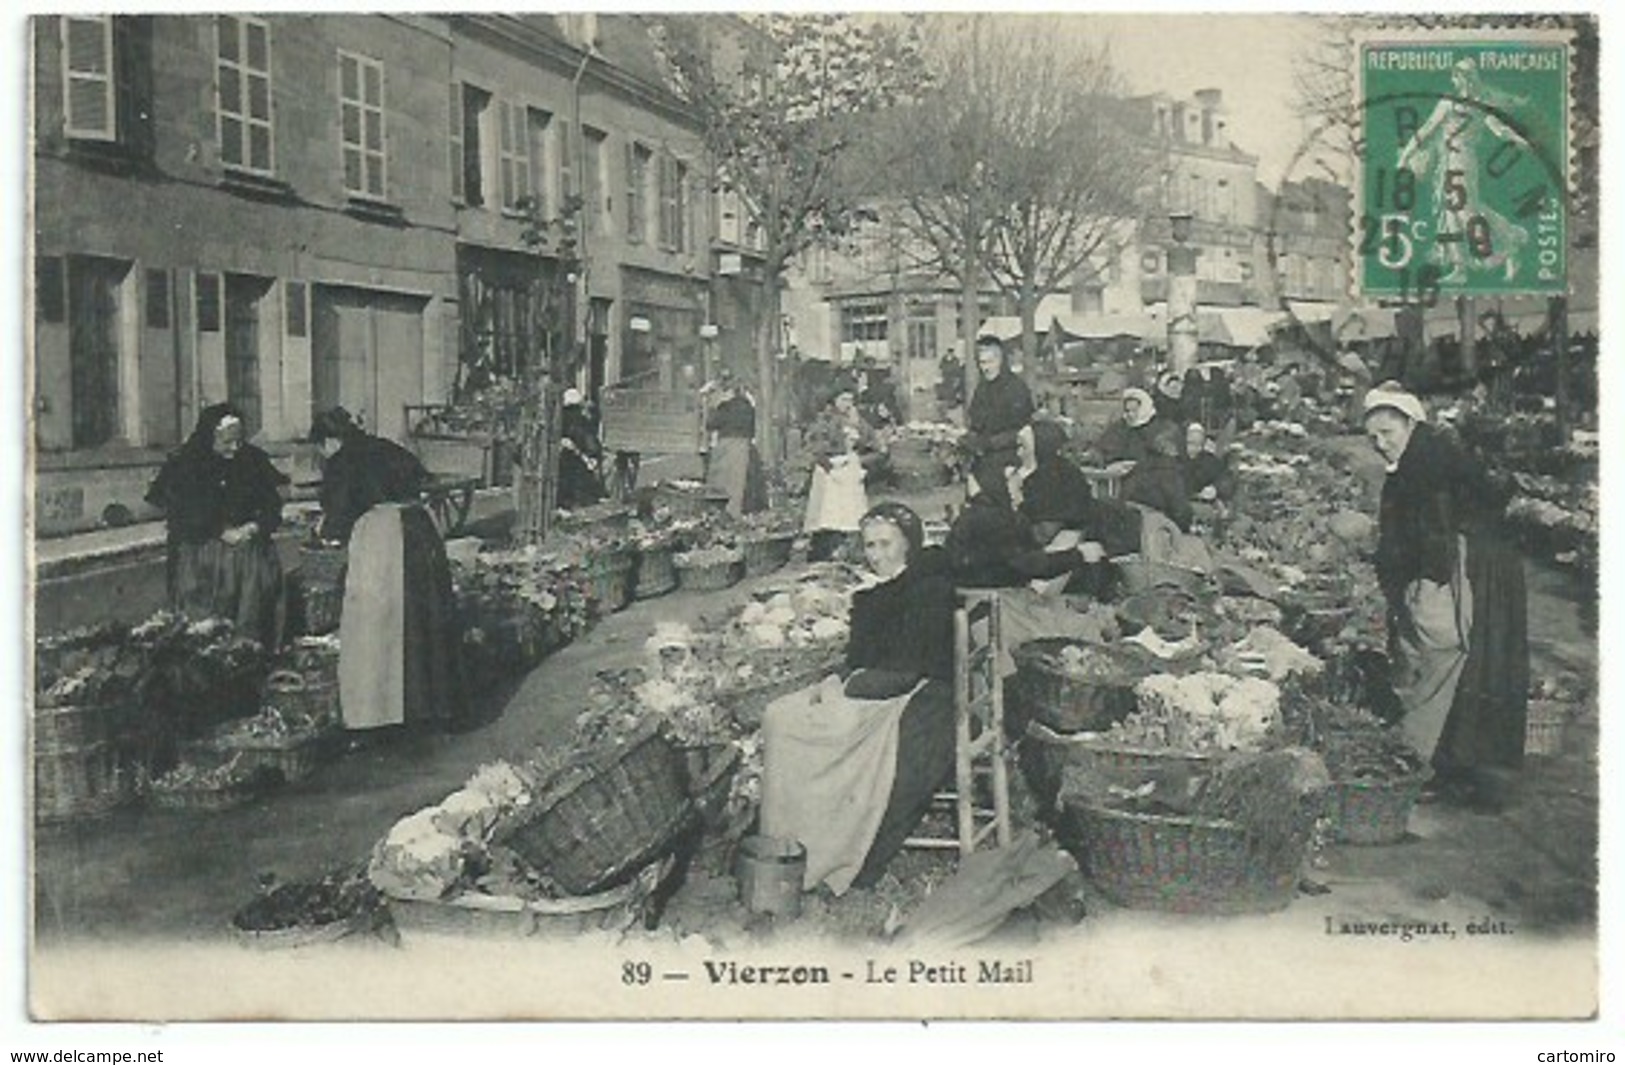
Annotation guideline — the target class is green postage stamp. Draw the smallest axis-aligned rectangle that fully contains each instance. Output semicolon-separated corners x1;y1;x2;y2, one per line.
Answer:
1356;32;1571;298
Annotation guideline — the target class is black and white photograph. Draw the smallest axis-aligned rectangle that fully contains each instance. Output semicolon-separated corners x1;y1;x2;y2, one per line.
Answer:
12;4;1615;1036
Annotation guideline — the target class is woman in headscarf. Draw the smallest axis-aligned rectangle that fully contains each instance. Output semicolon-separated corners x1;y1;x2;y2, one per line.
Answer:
146;403;287;647
761;503;958;894
703;373;767;517
1120;423;1193;533
557;388;606;510
310;407;463;733
963;335;1035;490
1182;422;1235;503
1364;382;1528;810
1092;387;1161;467
1154;370;1188;438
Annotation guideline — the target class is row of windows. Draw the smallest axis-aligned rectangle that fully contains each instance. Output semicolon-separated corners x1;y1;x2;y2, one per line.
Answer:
58;15;706;251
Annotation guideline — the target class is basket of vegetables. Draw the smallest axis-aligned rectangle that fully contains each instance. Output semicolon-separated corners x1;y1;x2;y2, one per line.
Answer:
739;531;798;578
298;543;348;636
653;481;732;521
500;727;693;896
1008;638;1142;736
633;539;680;600
202;706;334;786
230;866;386;950
147;752;269;813
674;547;745;593
581;546;638;615
262;666;341;734
713;646;846;729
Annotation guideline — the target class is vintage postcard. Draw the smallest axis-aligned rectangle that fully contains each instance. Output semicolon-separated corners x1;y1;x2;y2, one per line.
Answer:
17;7;1609;1033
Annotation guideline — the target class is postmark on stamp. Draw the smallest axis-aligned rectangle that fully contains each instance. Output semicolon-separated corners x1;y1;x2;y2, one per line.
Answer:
1354;32;1571;299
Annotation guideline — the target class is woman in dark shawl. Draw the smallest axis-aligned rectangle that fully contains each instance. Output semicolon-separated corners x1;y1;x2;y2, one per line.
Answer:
146;403;286;647
964;335;1035;490
1363;383;1528;810
943;466;1105;594
1121;423;1193;533
761;503;959;894
311;407;463;733
558;388;607;510
703;374;767;517
1010;421;1141;596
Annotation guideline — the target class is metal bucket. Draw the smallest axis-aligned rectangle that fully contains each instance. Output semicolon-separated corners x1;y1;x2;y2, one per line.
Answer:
735;835;807;919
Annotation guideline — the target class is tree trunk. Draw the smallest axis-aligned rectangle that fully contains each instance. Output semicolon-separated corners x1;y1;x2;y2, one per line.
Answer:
960;236;979;414
756;272;782;465
1018;283;1041;369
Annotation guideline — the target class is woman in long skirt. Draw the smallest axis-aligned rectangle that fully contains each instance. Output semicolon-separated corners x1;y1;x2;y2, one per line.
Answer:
704;375;767;517
311;407;464;732
146;403;287;648
1363;383;1529;810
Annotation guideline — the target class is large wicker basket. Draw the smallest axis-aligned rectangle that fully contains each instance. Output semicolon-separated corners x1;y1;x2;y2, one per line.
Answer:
1326;770;1431;845
386;857;670;942
675;551;745;593
1059;797;1311;916
654;483;732;521
502;729;692;896
634;544;680;599
740;533;797;578
582;548;637;615
1008;639;1141;736
299;544;349;636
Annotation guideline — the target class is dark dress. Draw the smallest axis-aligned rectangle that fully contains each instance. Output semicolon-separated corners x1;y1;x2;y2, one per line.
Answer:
146;409;287;648
1122;454;1193;532
705;393;767;516
1020;455;1144;559
846;552;959;888
1184;450;1235;501
944;492;1093;592
1376;424;1528;775
1094;419;1159;466
321;431;463;729
558;405;606;509
965;371;1035;487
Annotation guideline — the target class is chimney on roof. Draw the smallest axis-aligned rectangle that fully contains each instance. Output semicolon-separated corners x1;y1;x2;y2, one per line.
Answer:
1194;88;1225;148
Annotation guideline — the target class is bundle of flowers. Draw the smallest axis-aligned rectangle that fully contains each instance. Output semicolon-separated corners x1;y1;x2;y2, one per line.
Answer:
1113;672;1283;753
454;549;594;649
367;760;539;901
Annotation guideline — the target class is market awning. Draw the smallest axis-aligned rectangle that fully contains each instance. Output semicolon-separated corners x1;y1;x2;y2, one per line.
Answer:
1049;311;1162;342
1334;306;1398;341
1284;300;1339;324
1197;307;1281;349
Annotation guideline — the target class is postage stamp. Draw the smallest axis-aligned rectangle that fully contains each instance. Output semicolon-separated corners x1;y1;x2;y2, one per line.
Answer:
1354;31;1573;299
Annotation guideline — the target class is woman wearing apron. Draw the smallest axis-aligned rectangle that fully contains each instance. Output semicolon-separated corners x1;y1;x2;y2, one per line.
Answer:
310;407;465;734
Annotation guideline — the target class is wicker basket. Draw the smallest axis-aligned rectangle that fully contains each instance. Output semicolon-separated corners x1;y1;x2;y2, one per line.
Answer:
263;669;341;731
34;739;129;824
582;548;637;615
555;503;634;541
299;544;349;636
1008;639;1141;735
714;647;845;728
209;730;332;786
740;533;797;578
1327;770;1431;845
230;909;379;950
1060;797;1310;915
634;544;680;599
1022;721;1220;816
387;857;669;942
675;551;745;593
148;779;262;813
1523;699;1570;757
654;483;732;520
502;728;692;896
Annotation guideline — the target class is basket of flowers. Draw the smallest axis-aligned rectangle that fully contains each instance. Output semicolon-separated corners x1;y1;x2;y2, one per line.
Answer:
711;645;846;729
499;726;693;896
674;546;745;593
147;751;271;813
202;704;335;787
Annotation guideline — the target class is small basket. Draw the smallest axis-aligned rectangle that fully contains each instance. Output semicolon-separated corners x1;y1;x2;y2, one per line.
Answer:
1523;699;1570;757
1059;797;1310;915
633;544;680;599
675;551;745;593
714;647;844;728
1327;770;1432;845
1008;639;1141;735
740;533;796;578
263;669;341;732
502;728;692;896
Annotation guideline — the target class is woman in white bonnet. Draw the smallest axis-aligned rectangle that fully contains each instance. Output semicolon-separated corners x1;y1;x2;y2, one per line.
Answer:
1362;381;1529;811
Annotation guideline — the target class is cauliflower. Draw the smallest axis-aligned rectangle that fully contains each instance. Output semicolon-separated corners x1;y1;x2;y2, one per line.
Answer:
748;623;787;648
1129;671;1282;751
368;808;468;901
809;617;847;643
740;601;769;625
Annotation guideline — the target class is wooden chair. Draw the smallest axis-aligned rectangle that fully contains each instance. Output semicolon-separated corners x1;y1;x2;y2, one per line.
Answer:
903;589;1013;855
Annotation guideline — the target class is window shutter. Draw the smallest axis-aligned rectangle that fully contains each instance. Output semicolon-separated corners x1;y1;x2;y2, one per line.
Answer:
196;272;221;333
449;82;464;203
145;268;170;329
62;16;116;141
624;141;638;241
36;257;66;324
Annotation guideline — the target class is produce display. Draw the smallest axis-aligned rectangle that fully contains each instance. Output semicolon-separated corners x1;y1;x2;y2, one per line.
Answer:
368;761;539;901
1115;672;1283;752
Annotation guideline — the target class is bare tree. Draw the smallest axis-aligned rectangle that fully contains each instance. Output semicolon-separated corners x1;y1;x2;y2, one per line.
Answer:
649;14;924;462
882;15;1149;367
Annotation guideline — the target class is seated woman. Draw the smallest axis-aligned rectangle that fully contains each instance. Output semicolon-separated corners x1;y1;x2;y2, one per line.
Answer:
943;466;1105;594
1091;387;1161;468
760;503;958;895
1013;421;1144;574
1182;422;1235;503
1120;423;1193;533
